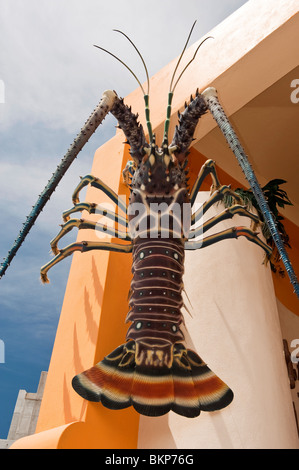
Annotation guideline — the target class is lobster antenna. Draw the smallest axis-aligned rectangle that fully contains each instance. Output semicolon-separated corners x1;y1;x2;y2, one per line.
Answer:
163;19;197;147
94;34;153;142
112;29;153;143
163;22;212;145
169;20;197;94
171;36;213;94
113;29;150;96
93;44;146;95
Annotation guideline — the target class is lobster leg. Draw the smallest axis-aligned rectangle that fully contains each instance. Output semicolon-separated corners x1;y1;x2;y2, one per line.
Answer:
188;204;260;240
62;202;128;227
72;174;128;214
190;159;222;206
40;240;133;283
191;184;243;226
50;218;131;255
185;226;272;257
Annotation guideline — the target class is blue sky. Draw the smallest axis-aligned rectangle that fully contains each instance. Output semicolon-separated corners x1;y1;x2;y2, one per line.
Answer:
0;0;248;438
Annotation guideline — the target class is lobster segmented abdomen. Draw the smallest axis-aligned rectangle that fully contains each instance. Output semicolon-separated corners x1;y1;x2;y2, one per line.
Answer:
126;238;185;349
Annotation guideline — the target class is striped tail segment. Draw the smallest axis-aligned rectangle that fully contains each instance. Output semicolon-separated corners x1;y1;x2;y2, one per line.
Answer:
72;340;233;418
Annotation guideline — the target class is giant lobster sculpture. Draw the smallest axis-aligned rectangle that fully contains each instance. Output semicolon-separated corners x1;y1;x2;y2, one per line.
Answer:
40;26;273;418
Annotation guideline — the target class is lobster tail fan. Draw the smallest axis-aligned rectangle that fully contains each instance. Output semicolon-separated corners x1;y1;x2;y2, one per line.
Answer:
71;342;135;409
184;348;234;412
172;344;200;417
72;341;233;417
171;344;233;417
131;362;174;417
